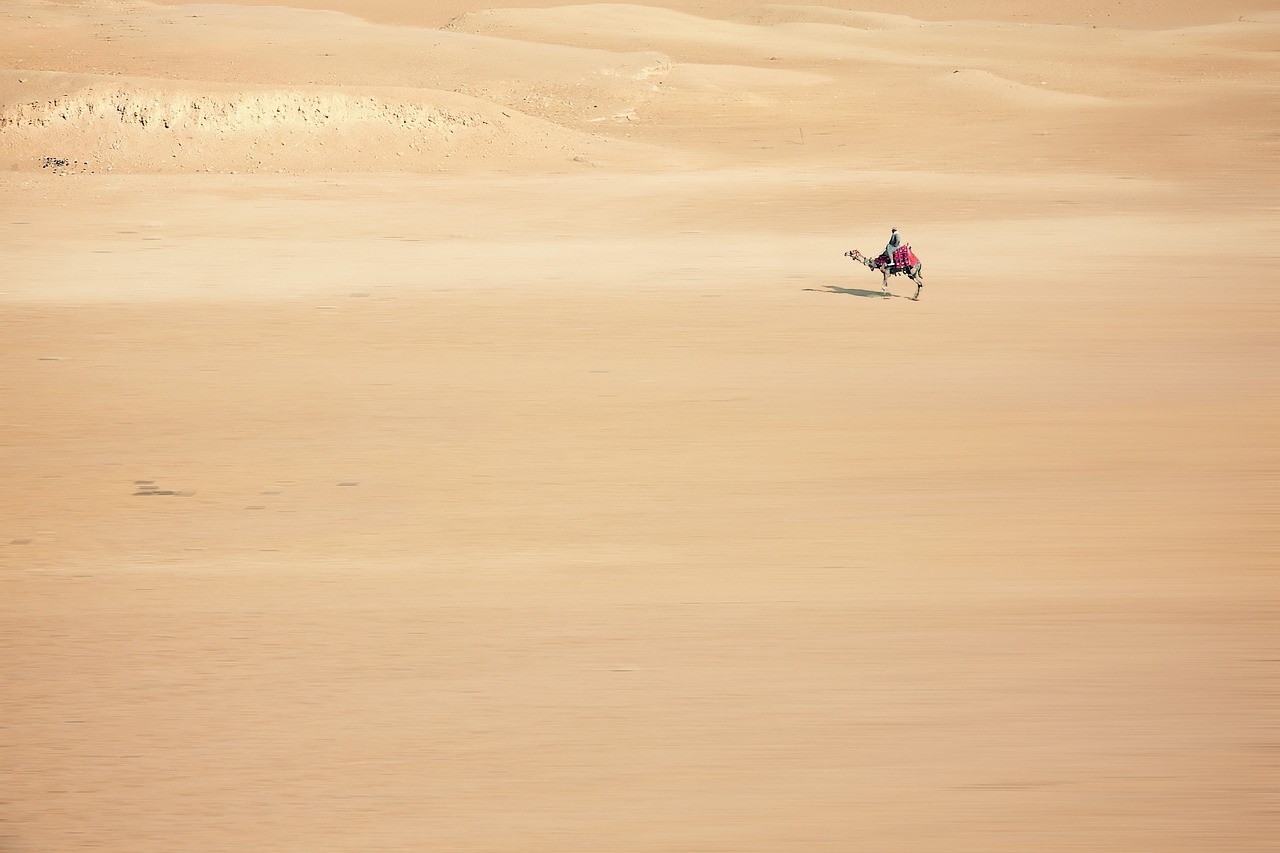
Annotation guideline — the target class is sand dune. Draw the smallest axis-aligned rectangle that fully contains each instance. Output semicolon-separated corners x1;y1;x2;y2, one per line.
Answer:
937;68;1112;109
4;1;1276;176
446;4;869;58
0;1;696;171
0;72;680;173
157;0;1280;29
2;2;1276;852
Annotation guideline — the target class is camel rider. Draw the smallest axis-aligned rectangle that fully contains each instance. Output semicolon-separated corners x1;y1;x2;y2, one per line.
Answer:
884;228;902;266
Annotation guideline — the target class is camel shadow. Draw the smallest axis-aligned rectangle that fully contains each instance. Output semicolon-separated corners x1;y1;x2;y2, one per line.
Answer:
805;285;903;300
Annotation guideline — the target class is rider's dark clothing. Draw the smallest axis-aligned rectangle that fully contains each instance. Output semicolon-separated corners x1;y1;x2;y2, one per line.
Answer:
884;230;902;262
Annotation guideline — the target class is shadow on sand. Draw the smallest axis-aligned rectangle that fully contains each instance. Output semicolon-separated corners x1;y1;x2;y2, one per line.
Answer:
806;285;910;300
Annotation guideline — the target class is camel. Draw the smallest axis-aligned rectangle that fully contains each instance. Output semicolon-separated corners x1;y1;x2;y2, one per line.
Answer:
845;248;925;300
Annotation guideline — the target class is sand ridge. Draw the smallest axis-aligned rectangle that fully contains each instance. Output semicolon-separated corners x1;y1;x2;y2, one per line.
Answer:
0;72;681;173
4;1;1278;177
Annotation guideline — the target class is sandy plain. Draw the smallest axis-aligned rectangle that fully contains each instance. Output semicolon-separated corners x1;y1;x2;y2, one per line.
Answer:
2;1;1278;851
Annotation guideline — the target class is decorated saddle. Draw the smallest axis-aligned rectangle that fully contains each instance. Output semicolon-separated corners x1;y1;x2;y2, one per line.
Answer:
874;245;921;270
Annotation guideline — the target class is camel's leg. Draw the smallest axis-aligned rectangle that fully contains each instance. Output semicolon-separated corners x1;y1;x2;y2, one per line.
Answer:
881;269;890;296
910;264;923;300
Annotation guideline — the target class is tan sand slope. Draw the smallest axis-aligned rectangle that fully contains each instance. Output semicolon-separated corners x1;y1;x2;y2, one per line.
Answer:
0;1;686;172
162;0;1280;29
4;1;1278;176
0;71;679;173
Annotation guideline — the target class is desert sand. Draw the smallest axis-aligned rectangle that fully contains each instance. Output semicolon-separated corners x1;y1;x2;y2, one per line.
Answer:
1;1;1277;850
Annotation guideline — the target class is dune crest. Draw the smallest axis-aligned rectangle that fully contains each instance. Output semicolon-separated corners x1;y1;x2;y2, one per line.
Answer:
938;68;1113;108
0;75;680;173
0;85;482;133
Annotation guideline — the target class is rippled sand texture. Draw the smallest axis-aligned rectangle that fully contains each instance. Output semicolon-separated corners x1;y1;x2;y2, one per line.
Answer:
2;2;1277;851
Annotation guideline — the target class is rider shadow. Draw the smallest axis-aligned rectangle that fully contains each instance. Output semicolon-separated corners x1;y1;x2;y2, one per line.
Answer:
808;285;901;300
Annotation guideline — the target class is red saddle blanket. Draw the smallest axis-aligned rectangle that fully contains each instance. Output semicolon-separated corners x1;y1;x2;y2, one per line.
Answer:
875;245;920;269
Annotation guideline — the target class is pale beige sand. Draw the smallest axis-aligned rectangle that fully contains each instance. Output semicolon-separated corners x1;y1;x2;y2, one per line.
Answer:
2;2;1277;851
